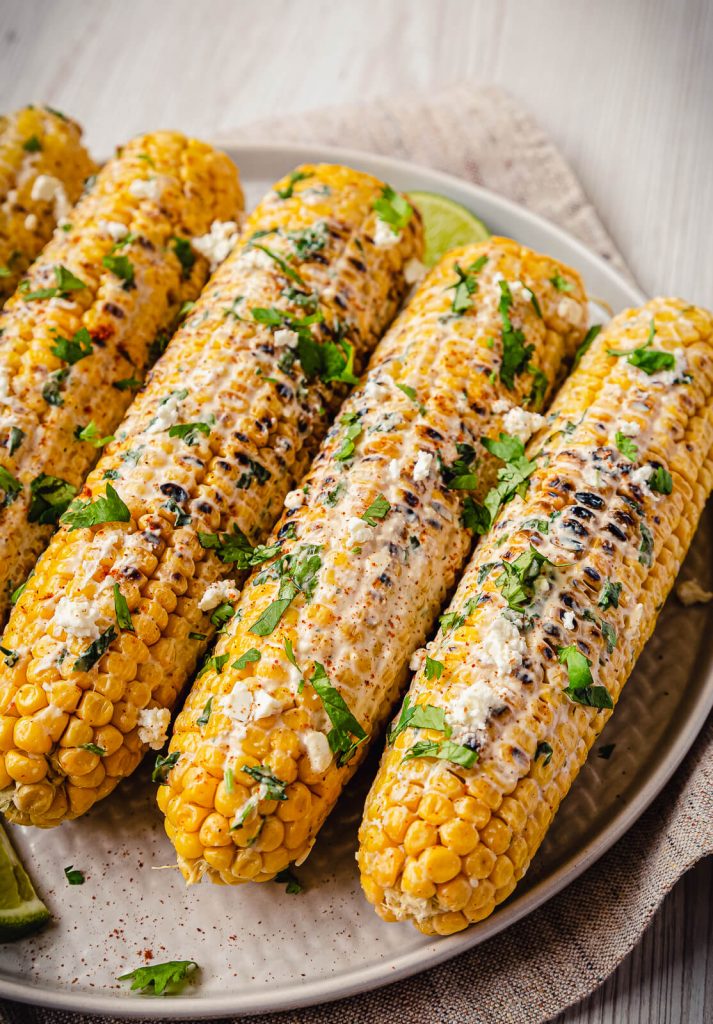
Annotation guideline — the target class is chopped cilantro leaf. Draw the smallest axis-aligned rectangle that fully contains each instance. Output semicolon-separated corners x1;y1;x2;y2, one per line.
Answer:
424;656;444;681
615;431;638;461
598;579;622;610
572;324;601;370
233;648;261;670
650;466;673;494
309;663;367;766
64;865;84;885
113;583;134;631
28;473;77;524
373;185;413;232
51;326;93;364
361;493;390;526
152;751;179;783
73;626;116;672
275;170;312;199
102;253;134;286
0;466;22;508
61;483;130;531
403;738;477;768
118;960;198;996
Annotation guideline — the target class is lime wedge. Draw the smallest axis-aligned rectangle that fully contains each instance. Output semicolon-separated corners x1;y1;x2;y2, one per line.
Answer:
408;191;490;267
0;823;50;941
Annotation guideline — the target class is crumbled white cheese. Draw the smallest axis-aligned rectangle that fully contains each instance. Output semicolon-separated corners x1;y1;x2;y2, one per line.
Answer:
30;174;70;223
240;246;276;271
374;219;400;248
191;219;240;271
251;690;284;720
509;280;533;304
347;516;372;546
54;596;102;639
128;177;163;202
450;679;495;736
273;327;298;348
198;580;238;612
404;258;426;284
382;887;432;922
630;464;654;488
148;390;184;433
364;378;389;400
502;406;545;443
492;399;510;414
301;729;332;774
582;464;601;488
676;579;713;606
99;219;129;242
284;489;305;510
413;450;433;482
557;296;585;326
619;420;640;436
562;610;576;630
24;213;37;231
137;707;171;750
476;614;527;680
409;647;426;673
655;348;689;386
388;458;401;481
220;686;252;726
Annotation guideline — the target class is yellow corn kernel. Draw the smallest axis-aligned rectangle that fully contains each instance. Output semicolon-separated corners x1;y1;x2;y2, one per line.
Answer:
418;846;461;884
439;818;479;856
400;860;436;900
403;819;438;857
435;875;472;912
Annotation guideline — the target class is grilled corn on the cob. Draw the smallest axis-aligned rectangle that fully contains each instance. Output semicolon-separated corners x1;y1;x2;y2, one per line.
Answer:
157;238;588;884
0;106;96;303
358;297;713;934
0;131;242;621
0;164;421;827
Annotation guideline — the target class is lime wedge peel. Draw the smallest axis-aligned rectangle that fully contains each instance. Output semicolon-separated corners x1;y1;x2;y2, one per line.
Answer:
0;822;50;941
407;191;490;267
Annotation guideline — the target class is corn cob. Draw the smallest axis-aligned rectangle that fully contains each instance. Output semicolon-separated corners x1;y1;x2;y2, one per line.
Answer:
0;131;243;622
0;105;96;304
0;164;422;827
157;237;588;885
358;297;713;935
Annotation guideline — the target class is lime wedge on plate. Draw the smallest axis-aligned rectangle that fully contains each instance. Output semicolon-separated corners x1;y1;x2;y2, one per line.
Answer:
408;191;490;267
0;822;50;941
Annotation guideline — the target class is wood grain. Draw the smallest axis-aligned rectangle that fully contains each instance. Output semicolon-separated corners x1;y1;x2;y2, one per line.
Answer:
0;1;710;1020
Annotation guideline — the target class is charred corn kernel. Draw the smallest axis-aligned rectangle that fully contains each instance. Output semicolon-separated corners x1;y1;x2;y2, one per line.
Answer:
0;130;242;625
0;106;95;303
0;163;418;829
359;298;713;933
162;238;587;885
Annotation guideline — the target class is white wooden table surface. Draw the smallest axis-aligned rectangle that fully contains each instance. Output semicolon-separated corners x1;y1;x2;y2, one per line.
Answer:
0;0;711;1020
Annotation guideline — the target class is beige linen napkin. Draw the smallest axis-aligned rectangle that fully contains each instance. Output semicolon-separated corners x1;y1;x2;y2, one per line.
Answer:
2;84;711;1024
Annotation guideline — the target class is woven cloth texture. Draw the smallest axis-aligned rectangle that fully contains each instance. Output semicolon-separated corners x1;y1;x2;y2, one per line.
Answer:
2;82;710;1024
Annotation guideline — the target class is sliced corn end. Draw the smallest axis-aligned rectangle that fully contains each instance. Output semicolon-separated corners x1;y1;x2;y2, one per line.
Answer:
0;105;96;303
357;298;713;935
0;130;243;622
158;237;589;885
0;164;421;827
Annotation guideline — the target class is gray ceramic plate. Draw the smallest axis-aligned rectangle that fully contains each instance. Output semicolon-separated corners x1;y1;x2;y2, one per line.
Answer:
2;143;710;1020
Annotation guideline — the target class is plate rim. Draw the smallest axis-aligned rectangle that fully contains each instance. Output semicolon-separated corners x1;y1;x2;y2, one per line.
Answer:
5;140;710;1021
